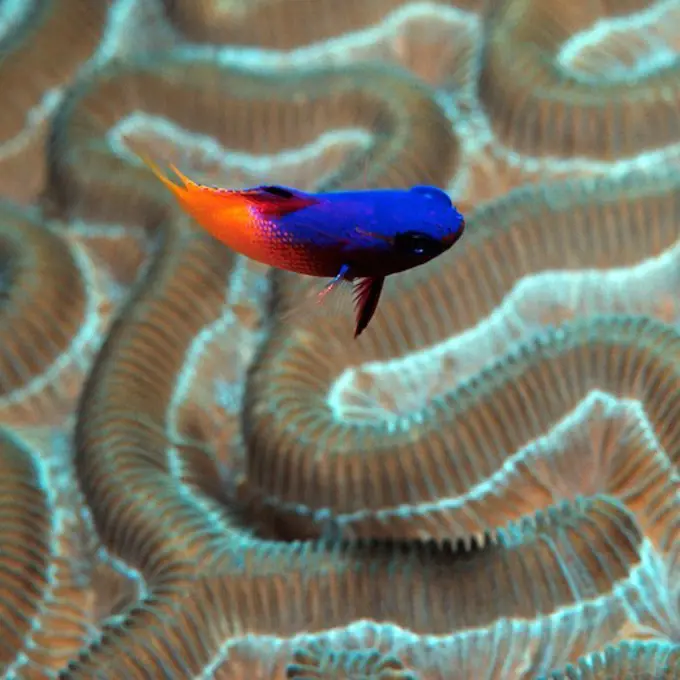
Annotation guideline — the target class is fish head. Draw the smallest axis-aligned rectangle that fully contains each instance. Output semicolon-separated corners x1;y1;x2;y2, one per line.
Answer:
398;184;465;249
368;185;465;273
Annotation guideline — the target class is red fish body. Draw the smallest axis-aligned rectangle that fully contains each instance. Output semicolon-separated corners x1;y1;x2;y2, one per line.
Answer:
142;158;465;337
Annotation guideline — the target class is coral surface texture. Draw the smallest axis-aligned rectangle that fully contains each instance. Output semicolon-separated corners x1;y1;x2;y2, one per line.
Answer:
0;0;679;678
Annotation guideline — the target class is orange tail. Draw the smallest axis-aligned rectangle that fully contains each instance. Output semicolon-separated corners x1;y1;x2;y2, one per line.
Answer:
137;152;252;233
137;152;196;203
137;154;323;269
136;153;274;261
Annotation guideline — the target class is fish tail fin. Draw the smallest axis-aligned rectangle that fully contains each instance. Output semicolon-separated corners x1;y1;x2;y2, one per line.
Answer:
136;152;194;200
165;161;195;190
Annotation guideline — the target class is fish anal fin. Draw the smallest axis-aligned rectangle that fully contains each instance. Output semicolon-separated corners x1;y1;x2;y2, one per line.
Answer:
353;276;384;338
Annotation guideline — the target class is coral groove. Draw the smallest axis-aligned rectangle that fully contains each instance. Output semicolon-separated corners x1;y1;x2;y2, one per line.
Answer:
479;0;680;159
0;0;107;141
74;215;234;574
286;642;417;680
0;429;51;670
62;213;238;673
0;0;109;202
163;0;415;49
162;0;483;50
61;496;643;676
0;203;87;415
0;428;91;675
538;640;680;679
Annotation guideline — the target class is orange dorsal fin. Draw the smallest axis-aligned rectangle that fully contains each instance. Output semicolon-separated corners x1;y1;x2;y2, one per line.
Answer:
140;155;318;220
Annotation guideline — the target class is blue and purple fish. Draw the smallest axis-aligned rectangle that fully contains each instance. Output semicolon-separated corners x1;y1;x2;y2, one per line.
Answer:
142;156;466;337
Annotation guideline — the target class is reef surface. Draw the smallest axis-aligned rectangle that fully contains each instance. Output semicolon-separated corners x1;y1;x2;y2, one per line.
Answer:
0;0;679;678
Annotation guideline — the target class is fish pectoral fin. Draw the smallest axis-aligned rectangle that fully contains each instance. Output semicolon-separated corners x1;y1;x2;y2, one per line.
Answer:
317;264;351;305
276;266;383;338
352;276;384;338
277;265;355;329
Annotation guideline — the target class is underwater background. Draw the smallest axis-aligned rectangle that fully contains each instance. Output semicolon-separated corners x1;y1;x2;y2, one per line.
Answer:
0;0;679;678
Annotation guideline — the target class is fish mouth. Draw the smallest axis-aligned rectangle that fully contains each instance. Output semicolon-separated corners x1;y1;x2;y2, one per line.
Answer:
441;229;462;247
441;218;465;246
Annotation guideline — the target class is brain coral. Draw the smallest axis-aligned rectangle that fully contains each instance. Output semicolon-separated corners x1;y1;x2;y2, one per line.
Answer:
0;0;678;678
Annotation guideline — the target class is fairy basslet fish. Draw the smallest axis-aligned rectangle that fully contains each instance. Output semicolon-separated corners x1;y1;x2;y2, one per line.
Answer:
141;156;465;337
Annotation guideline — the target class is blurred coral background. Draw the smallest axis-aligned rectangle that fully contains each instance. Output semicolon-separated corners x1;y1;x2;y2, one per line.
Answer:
0;0;679;678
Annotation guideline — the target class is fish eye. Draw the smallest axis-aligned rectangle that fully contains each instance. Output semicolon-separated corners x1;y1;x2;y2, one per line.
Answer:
394;230;447;257
260;185;294;198
409;185;452;207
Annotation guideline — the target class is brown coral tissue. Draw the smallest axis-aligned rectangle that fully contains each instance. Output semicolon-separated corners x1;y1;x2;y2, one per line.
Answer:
0;0;679;678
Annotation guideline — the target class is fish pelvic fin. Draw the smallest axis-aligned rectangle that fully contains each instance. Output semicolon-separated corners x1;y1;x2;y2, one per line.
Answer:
353;276;384;338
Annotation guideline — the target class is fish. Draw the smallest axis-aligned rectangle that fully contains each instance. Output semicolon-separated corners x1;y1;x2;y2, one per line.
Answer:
140;155;465;337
